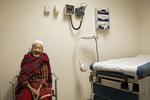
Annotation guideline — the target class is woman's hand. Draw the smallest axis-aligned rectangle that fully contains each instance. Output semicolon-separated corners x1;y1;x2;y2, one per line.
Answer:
31;88;38;100
25;84;37;98
31;88;37;96
36;88;40;99
36;84;42;99
25;83;42;100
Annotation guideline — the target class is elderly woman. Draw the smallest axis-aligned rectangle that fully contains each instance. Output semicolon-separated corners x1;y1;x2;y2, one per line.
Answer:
15;40;53;100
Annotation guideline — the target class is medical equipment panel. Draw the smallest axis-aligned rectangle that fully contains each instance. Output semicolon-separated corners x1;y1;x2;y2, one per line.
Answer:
95;8;109;30
65;3;87;30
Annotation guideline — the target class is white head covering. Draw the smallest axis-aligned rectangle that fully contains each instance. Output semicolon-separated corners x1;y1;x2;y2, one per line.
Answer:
33;40;44;46
30;40;44;52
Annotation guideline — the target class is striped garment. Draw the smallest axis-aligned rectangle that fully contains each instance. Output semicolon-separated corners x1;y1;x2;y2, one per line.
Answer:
22;63;49;86
15;52;52;98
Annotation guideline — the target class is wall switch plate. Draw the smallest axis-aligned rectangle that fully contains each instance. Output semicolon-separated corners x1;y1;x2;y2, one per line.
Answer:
44;5;50;13
55;4;60;14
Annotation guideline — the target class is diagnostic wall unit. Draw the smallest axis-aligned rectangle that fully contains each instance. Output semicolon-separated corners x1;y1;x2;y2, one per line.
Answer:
95;8;109;30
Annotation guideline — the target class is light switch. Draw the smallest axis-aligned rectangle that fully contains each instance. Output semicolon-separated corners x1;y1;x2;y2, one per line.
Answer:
44;5;50;13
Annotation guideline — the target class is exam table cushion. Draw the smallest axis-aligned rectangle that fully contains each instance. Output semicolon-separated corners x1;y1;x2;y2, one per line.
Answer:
90;55;150;78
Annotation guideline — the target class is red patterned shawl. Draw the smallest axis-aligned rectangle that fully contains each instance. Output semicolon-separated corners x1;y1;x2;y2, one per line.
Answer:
15;52;52;96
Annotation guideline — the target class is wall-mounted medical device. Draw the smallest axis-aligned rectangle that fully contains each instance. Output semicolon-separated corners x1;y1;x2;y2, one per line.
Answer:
65;3;88;30
44;5;50;13
65;4;74;15
75;6;85;17
95;8;109;30
75;34;99;72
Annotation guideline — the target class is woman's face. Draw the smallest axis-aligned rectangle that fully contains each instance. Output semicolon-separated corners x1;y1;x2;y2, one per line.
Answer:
31;43;43;57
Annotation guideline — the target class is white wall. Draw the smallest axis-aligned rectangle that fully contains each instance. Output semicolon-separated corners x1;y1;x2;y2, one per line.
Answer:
138;0;150;54
0;0;140;100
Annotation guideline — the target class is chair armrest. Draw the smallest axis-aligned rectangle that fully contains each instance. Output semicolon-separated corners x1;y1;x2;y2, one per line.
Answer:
9;75;19;100
51;73;59;100
51;73;59;81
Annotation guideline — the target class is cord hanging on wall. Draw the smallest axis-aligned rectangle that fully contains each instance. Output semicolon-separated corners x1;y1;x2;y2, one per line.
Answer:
75;34;99;72
65;3;88;30
69;15;83;30
95;8;109;30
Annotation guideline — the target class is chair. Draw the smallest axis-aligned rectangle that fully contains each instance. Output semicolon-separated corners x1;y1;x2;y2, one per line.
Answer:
9;73;59;100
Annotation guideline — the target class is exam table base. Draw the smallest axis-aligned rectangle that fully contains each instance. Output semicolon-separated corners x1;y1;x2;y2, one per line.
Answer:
90;72;150;100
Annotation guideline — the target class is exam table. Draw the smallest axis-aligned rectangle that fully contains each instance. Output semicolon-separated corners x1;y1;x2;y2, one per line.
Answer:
89;55;150;100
